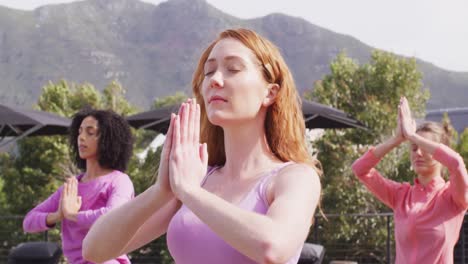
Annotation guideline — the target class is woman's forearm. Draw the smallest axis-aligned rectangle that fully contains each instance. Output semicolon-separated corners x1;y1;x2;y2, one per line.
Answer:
46;212;62;227
373;136;404;159
407;133;439;155
433;144;468;207
82;185;173;262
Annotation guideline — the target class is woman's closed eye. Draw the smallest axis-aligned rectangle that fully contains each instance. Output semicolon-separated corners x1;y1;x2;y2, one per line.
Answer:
204;71;214;76
86;127;98;137
203;64;216;76
204;67;240;76
227;67;241;73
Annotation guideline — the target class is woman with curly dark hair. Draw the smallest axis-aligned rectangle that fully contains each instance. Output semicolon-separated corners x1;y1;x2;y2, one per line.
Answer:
23;107;134;264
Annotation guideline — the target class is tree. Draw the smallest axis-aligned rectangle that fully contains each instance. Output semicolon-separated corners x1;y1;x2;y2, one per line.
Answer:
153;91;188;109
442;113;467;172
103;80;135;115
0;81;186;263
306;50;429;262
458;129;468;165
0;80;143;259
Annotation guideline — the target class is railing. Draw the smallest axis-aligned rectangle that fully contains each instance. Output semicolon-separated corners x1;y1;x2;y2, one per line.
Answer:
309;212;468;264
1;213;467;263
309;213;395;264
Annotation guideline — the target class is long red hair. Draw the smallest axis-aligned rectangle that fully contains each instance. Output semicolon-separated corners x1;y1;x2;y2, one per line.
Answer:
192;28;321;174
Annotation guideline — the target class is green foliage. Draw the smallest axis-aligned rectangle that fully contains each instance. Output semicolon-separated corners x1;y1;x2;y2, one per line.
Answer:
128;148;160;195
128;234;173;264
37;80;101;116
307;50;428;262
458;129;468;165
1;136;69;215
103;81;135;115
440;113;460;149
0;154;10;213
153;91;188;109
307;51;428;143
0;79;177;262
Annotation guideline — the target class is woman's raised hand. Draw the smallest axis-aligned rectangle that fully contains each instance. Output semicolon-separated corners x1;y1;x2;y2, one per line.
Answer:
62;177;82;221
154;108;177;196
399;97;417;140
394;105;405;143
169;99;208;199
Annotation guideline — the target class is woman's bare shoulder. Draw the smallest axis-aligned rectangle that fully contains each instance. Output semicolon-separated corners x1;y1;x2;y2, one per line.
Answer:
273;162;320;187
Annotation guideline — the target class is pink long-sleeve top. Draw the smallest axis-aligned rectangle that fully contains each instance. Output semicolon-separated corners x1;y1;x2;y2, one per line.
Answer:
352;144;468;264
23;170;134;264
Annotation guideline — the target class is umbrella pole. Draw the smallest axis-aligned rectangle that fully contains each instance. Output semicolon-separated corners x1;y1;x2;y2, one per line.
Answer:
140;118;170;130
304;114;319;123
0;125;43;148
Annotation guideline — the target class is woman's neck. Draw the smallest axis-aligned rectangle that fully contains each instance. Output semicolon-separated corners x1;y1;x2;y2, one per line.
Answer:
84;159;113;180
221;121;281;180
417;170;441;186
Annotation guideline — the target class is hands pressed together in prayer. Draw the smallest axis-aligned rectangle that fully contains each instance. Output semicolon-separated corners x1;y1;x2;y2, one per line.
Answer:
155;98;208;201
61;177;82;221
47;177;82;226
397;96;417;142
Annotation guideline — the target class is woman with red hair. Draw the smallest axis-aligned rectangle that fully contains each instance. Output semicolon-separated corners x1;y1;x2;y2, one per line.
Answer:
84;28;322;264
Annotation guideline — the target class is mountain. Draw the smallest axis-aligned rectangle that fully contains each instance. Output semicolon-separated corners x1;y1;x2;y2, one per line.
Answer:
0;0;466;110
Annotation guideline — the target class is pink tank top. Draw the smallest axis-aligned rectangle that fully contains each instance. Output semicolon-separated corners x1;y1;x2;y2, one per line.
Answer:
166;162;302;264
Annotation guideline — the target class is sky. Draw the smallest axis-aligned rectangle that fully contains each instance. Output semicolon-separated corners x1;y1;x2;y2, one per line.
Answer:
0;0;467;72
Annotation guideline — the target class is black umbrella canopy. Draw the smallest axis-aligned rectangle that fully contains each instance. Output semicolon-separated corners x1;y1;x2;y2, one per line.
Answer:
127;101;366;133
302;101;367;129
126;104;180;134
0;104;70;139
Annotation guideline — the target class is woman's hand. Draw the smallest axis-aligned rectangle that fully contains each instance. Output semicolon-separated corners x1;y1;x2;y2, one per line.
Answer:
57;189;64;220
169;99;208;200
394;107;405;144
154;111;176;197
62;177;82;221
45;190;64;226
399;97;417;140
154;99;196;197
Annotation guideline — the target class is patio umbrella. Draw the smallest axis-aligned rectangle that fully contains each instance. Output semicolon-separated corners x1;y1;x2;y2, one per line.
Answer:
302;101;367;129
127;100;366;133
0;104;70;147
126;104;179;133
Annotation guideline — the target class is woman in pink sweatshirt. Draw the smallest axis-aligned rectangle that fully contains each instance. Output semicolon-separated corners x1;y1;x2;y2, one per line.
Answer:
23;108;134;264
352;97;468;263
